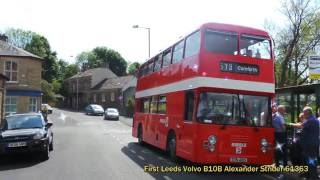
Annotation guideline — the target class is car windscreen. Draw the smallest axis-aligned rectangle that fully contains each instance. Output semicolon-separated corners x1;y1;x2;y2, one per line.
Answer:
196;92;270;127
107;109;118;113
92;105;103;110
5;115;44;130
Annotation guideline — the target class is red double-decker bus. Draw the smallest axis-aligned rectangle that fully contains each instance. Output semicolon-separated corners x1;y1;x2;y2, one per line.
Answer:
132;22;275;165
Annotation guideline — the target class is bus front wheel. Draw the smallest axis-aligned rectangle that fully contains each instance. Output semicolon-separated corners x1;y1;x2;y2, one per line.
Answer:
138;124;144;145
168;134;177;162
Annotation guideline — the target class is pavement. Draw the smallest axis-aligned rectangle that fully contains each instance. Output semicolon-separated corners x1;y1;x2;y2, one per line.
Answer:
0;108;302;180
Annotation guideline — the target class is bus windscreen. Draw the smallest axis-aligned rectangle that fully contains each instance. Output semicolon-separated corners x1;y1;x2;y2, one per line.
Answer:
197;92;270;127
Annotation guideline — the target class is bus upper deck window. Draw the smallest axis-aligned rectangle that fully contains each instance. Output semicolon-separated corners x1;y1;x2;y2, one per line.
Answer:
240;34;271;59
204;29;238;55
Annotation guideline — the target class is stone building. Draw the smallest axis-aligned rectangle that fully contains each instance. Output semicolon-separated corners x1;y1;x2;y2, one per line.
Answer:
65;68;117;110
0;35;42;114
0;73;9;123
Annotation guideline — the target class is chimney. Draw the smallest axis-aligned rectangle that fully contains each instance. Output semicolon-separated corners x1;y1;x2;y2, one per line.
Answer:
0;34;8;42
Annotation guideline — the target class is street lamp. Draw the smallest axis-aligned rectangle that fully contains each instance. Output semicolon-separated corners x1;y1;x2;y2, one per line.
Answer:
69;55;79;112
132;25;151;58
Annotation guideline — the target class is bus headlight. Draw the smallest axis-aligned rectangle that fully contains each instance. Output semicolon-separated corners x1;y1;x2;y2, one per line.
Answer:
209;145;215;152
208;135;217;145
261;146;267;153
260;138;268;153
260;138;268;147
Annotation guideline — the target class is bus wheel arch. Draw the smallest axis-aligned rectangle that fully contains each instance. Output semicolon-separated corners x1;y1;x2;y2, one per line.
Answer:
167;129;177;162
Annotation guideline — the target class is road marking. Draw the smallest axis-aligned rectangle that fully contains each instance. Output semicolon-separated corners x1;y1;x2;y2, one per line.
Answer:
138;155;145;161
58;112;67;123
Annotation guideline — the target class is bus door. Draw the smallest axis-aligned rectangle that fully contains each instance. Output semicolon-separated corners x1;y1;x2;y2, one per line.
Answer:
177;91;196;159
156;95;168;149
149;96;159;144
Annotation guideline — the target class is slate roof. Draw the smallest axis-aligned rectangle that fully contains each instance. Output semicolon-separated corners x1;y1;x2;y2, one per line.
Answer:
0;40;42;60
68;68;116;80
122;76;137;91
92;75;134;90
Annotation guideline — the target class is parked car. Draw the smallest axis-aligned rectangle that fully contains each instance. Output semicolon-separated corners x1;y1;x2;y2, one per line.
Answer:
104;108;119;120
85;104;104;116
41;104;53;114
0;113;53;160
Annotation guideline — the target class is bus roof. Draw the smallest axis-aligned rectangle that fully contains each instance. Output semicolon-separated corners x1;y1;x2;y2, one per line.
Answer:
200;22;269;37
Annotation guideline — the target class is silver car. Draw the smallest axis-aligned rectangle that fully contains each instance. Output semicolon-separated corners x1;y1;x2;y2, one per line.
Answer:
104;108;119;120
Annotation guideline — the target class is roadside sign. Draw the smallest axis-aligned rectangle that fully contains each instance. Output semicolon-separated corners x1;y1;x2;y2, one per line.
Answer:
309;56;320;79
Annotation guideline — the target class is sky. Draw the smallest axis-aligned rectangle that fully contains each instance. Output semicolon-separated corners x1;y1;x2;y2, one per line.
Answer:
0;0;284;64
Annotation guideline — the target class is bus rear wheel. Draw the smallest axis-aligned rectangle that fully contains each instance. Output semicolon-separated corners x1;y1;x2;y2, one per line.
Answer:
168;134;177;162
138;125;144;145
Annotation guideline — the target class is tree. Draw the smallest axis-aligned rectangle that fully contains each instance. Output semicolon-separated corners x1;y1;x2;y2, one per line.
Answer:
4;28;33;49
76;47;128;76
55;59;79;96
41;80;56;103
266;0;320;87
127;62;140;75
25;34;59;83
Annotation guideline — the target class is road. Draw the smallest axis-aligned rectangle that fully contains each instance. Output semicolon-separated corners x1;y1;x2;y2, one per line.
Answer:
0;108;299;180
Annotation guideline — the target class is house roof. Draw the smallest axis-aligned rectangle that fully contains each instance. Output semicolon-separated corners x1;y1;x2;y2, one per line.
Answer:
92;75;134;90
122;76;137;91
0;40;42;60
67;67;116;80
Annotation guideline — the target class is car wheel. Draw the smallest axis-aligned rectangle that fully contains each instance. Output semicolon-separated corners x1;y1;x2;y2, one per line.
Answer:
41;143;50;160
49;139;54;151
168;134;177;162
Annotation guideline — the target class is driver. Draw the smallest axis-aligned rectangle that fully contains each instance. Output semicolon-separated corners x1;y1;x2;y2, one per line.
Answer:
197;93;209;121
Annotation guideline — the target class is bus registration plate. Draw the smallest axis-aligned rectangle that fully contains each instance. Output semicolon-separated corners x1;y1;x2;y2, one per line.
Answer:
229;157;248;163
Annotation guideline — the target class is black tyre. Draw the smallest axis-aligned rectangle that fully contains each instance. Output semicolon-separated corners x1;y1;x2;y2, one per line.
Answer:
49;139;53;151
41;143;50;161
168;134;177;162
137;125;144;145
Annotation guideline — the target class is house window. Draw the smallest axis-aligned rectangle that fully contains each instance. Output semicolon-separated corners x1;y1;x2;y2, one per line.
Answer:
102;94;106;102
93;94;97;103
29;97;37;112
111;92;115;102
5;61;18;82
5;96;17;114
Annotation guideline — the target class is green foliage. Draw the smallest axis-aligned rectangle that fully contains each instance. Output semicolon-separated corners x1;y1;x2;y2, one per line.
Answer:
55;59;79;96
76;47;128;76
52;79;62;93
127;62;140;75
41;80;56;103
266;0;320;87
